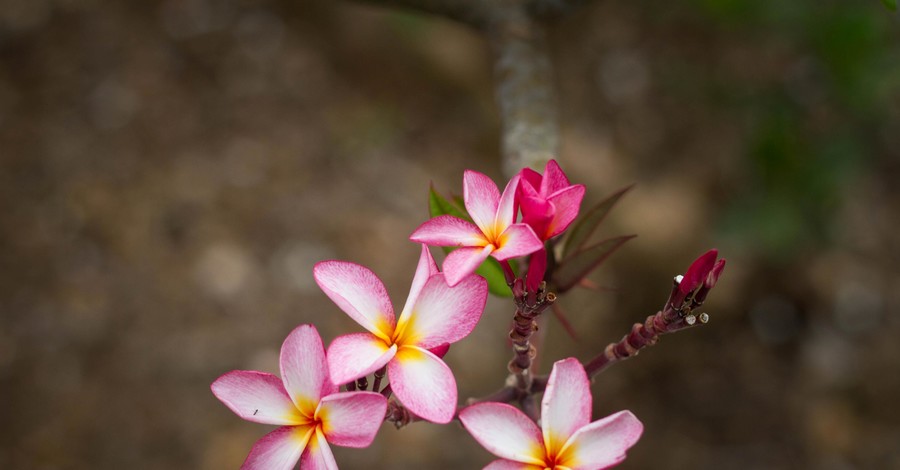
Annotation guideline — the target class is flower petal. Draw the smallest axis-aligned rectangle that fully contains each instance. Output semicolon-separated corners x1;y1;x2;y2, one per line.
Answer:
317;391;387;448
313;261;395;340
326;333;397;386
212;371;306;425
494;175;521;229
458;402;546;466
520;195;554;241
541;159;572;196
464;170;501;234
557;410;643;470
546;184;585;239
409;215;487;247
396;272;487;349
241;425;312;470
387;346;457;424
541;358;592;458
484;459;544;470
279;324;334;416
519;168;543;194
397;245;439;328
443;245;493;287
491;224;543;261
298;428;338;470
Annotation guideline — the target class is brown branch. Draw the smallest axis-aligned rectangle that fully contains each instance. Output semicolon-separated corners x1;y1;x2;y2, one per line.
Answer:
531;279;714;392
488;12;559;177
350;0;560;177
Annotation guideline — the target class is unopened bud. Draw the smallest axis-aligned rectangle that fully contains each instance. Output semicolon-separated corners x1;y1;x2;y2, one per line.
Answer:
685;314;697;325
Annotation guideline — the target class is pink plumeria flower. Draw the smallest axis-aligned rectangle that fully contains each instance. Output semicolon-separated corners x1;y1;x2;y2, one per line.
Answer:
410;170;544;286
459;358;643;470
211;325;387;470
518;159;586;241
314;245;488;424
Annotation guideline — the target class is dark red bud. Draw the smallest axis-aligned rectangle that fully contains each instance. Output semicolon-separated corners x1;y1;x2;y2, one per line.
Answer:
705;259;726;289
679;249;719;295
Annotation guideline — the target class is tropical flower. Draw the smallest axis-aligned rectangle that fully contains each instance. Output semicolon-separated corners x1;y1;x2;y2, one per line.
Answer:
314;245;488;423
211;324;388;470
459;358;643;470
410;170;543;286
518;159;586;241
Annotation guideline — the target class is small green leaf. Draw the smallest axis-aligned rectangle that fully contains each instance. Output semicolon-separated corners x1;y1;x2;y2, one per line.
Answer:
428;184;469;219
561;184;634;259
554;235;636;292
883;0;897;11
476;257;515;297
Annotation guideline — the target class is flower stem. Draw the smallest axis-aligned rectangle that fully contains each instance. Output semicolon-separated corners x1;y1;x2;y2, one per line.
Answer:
507;283;556;394
372;366;387;392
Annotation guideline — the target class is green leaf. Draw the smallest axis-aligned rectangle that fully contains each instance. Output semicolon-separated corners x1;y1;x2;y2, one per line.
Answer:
553;235;636;293
883;0;897;11
477;257;515;297
428;184;469;219
561;184;633;259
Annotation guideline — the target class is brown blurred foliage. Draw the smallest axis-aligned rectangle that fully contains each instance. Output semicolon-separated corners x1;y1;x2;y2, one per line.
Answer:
2;0;899;469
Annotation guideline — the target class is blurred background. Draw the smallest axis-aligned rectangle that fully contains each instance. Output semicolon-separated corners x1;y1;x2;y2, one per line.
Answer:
2;0;899;468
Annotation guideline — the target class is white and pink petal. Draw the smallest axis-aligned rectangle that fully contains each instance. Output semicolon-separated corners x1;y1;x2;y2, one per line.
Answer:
491;224;543;261
398;244;440;327
494;175;521;228
541;358;592;457
326;333;397;386
241;425;312;470
211;370;306;425
397;273;487;349
483;459;544;470
279;324;334;415
442;245;493;287
557;410;643;470
317;391;388;448
409;215;487;247
298;428;338;470
458;402;547;466
464;170;502;234
387;346;457;424
314;261;395;339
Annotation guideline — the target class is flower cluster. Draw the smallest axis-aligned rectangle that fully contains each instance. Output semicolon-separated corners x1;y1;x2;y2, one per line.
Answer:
212;159;724;469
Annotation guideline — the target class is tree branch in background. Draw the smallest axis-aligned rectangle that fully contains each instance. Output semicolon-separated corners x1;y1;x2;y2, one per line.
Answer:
352;0;583;176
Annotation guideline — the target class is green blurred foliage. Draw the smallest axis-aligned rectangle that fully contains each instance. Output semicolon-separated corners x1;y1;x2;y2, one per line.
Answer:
683;0;899;259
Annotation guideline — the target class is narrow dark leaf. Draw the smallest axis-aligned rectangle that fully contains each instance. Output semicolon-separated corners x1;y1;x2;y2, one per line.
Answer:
554;235;636;292
551;303;580;341
428;184;469;220
561;184;634;259
883;0;897;11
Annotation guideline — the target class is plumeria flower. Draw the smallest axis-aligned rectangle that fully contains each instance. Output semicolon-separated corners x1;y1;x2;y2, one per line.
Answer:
410;170;543;286
459;358;643;470
518;159;586;241
211;324;387;470
314;245;488;423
